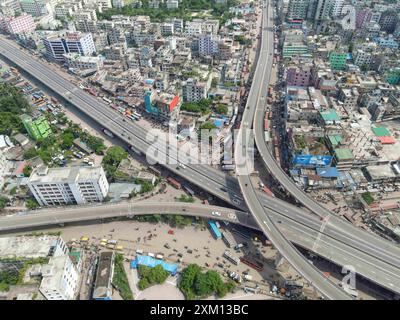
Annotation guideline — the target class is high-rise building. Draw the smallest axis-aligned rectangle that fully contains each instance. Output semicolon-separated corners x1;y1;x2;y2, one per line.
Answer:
27;166;109;206
314;0;332;22
287;0;310;20
331;0;344;18
21;114;51;140
43;31;96;61
379;10;398;33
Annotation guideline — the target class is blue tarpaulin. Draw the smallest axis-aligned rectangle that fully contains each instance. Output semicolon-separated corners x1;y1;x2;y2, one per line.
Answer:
293;155;332;168
131;254;178;275
213;119;224;129
316;166;340;178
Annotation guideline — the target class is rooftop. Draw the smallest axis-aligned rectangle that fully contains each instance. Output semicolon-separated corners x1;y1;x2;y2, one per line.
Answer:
29;166;104;184
334;148;354;160
0;236;60;259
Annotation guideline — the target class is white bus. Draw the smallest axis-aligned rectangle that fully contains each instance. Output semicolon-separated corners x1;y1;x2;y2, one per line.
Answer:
103;97;112;104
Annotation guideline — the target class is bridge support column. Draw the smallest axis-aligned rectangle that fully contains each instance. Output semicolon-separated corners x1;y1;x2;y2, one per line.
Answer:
274;252;284;269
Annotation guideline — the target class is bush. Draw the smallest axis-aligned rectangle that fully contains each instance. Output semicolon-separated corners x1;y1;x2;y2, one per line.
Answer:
112;254;134;300
0;196;9;209
362;192;374;205
26;198;39;210
178;264;234;300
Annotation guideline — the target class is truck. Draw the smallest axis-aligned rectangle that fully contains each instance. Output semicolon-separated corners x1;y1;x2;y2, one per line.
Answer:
167;177;182;189
102;97;112;104
102;128;114;138
183;185;195;196
223;250;240;266
156;254;164;260
208;220;222;239
234;243;244;251
243;274;253;281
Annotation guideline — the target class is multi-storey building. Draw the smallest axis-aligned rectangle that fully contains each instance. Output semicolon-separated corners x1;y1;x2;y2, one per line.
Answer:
182;78;211;102
329;51;347;71
314;0;332;22
198;35;219;56
286;65;313;87
43;31;96;61
287;0;309;20
144;91;181;122
166;0;178;9
19;0;52;17
379;10;398;33
331;0;344;18
0;0;21;16
27;166;109;206
0;13;36;34
63;53;103;70
39;255;80;300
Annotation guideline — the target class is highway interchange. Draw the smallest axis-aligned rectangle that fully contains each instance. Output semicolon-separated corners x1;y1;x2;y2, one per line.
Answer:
0;2;399;297
235;0;351;299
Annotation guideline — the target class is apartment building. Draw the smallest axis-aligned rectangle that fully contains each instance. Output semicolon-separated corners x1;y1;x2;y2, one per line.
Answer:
0;13;36;34
182;78;211;102
19;0;52;17
198;35;220;56
39;255;80;300
287;0;310;20
43;31;96;61
63;53;103;70
27;165;109;206
286;65;313;87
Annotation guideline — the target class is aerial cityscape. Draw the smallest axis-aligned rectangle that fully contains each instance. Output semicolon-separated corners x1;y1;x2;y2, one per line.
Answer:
0;0;399;304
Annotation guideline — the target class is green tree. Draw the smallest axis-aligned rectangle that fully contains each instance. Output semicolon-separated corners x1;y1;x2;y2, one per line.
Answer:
61;132;74;150
23;165;32;177
0;196;9;209
200;122;217;130
26;199;39;210
215;104;228;115
23;147;38;160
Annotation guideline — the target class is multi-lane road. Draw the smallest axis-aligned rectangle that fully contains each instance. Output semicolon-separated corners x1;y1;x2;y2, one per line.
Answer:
1;17;400;296
235;0;352;300
1;200;400;296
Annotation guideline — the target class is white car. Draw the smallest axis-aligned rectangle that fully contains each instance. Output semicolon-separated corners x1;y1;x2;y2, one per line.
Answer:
212;211;221;216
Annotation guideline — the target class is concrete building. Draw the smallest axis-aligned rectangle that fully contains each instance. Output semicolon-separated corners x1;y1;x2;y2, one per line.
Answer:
198;35;219;56
0;0;21;16
0;235;69;259
287;0;310;20
39;255;80;300
112;0;124;8
19;0;52;17
43;31;96;61
331;0;344;18
0;13;36;34
93;251;115;300
182;77;211;102
27;165;109;206
166;0;178;9
314;0;332;22
329;51;347;71
144;91;181;122
339;87;359;110
379;10;398;33
286;65;312;87
63;53;103;70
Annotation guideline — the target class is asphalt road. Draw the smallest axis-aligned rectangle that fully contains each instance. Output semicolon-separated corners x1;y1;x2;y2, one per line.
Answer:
234;0;351;300
1;201;399;294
